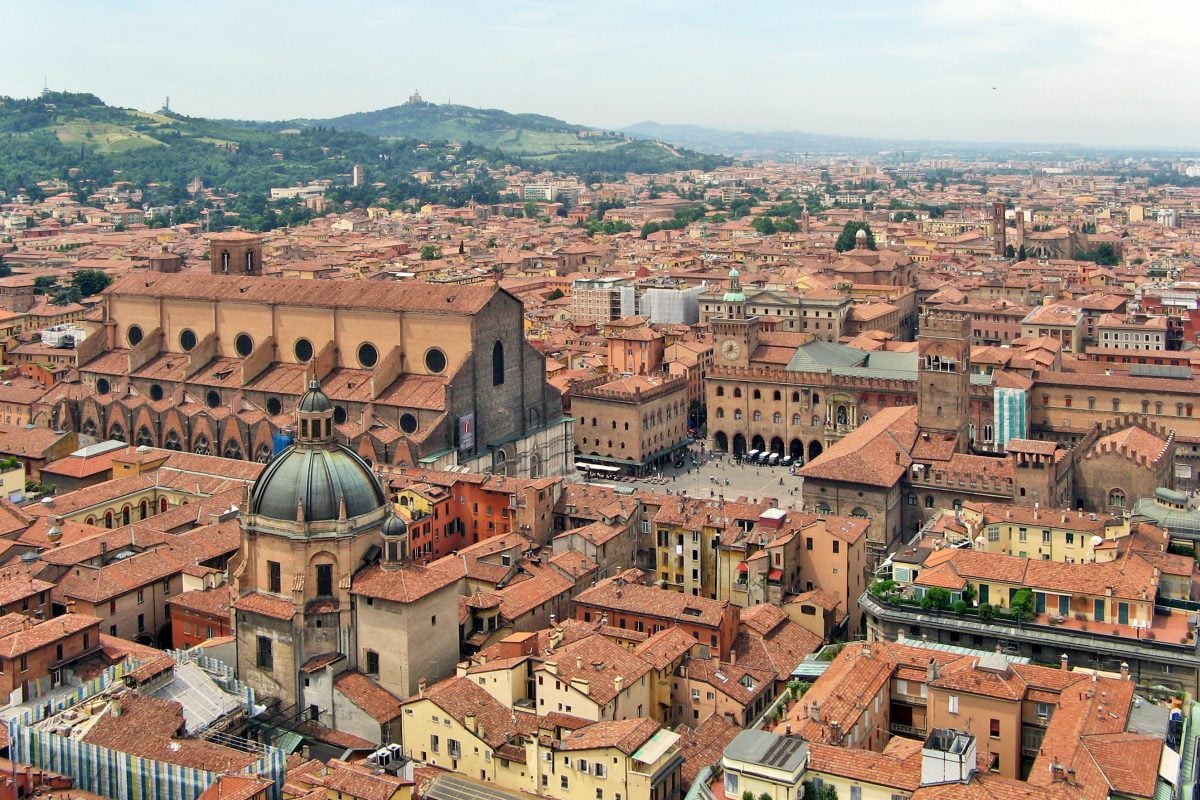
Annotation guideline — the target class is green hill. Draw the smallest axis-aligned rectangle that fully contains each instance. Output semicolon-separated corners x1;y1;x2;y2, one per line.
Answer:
316;102;605;155
241;99;730;170
0;92;730;233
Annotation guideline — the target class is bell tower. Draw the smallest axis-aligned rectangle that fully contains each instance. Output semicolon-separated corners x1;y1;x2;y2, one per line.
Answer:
917;311;971;452
209;230;264;276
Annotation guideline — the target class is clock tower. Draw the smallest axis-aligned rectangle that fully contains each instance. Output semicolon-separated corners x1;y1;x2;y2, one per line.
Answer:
711;267;758;369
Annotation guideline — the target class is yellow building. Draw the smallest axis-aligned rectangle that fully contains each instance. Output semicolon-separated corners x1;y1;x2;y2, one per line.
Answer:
400;675;682;800
0;456;24;497
721;729;922;800
954;502;1128;563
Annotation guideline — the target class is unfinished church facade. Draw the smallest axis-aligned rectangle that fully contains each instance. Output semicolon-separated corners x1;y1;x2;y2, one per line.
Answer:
50;268;572;478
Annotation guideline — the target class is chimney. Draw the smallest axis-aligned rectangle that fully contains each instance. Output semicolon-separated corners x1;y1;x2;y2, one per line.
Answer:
614;675;624;693
1060;653;1069;671
1120;662;1129;680
576;656;583;670
811;701;821;723
927;657;940;682
465;712;477;734
111;698;122;717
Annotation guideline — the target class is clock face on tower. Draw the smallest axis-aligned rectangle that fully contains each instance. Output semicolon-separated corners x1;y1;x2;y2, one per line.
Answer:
721;339;742;361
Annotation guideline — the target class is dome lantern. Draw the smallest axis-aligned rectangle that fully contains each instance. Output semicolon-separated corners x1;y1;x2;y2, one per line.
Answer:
296;378;335;444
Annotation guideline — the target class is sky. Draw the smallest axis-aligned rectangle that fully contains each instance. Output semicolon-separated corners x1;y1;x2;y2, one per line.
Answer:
5;0;1200;148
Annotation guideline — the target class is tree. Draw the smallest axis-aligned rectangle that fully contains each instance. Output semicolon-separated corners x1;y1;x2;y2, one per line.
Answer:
33;275;58;294
834;221;875;252
921;588;952;611
0;261;10;278
547;288;564;301
1005;244;1015;258
50;286;83;306
1010;588;1034;621
1093;242;1119;266
70;268;112;297
1017;244;1027;261
420;245;442;261
802;781;838;800
523;202;538;219
750;216;777;236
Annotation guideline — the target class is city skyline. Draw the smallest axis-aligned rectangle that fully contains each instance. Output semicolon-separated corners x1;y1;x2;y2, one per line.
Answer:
6;0;1200;148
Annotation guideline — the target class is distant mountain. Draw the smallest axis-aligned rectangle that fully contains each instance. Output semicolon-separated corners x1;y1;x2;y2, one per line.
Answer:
237;101;731;172
619;120;1192;158
621;121;893;157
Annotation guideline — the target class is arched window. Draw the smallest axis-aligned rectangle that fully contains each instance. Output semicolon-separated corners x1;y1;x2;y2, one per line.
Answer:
773;412;782;424
1155;402;1163;415
815;501;831;514
104;511;113;529
753;389;761;400
733;388;742;398
773;391;781;401
1087;396;1096;410
220;250;230;272
753;411;761;422
924;495;934;508
1112;398;1120;412
256;443;272;463
792;414;801;425
164;430;182;451
836;405;848;425
791;392;800;402
716;408;725;419
109;423;125;443
194;435;211;456
716;387;725;397
1108;489;1126;508
135;426;153;447
492;341;505;386
139;499;148;519
121;506;131;526
160;498;168;513
1142;400;1150;414
734;410;743;420
851;507;868;518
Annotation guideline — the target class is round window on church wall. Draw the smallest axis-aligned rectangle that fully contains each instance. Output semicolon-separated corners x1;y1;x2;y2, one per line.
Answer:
127;325;144;347
149;384;164;402
400;413;418;434
179;329;197;352
294;338;314;363
266;397;283;416
206;390;221;409
357;342;378;369
424;347;447;374
234;333;254;358
96;378;111;395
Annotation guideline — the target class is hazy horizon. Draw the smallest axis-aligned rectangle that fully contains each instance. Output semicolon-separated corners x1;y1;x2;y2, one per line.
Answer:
7;0;1200;149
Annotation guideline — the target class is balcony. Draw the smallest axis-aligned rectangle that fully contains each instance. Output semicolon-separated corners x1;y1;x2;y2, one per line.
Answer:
891;688;927;707
890;722;926;737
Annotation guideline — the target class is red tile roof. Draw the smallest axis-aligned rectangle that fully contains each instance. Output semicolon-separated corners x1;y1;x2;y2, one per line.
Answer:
335;670;405;723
